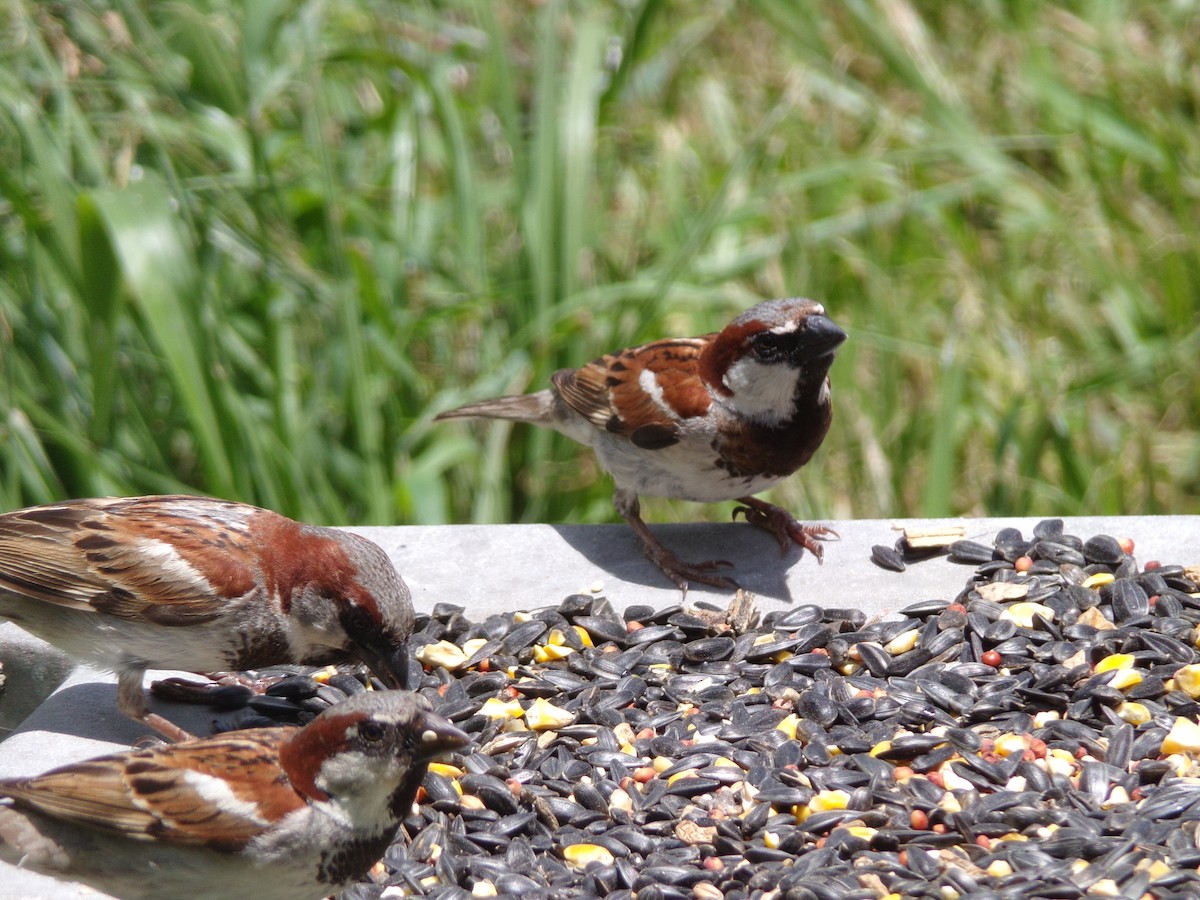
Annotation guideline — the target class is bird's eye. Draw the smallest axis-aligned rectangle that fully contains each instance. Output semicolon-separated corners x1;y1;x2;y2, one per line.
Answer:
345;607;373;636
752;332;789;360
359;721;386;742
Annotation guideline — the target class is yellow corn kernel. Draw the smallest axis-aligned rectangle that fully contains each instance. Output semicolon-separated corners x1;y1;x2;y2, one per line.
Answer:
416;640;468;670
1082;572;1115;589
524;698;574;731
1115;702;1151;725
1000;602;1054;628
572;625;595;648
562;844;615;867
311;665;340;684
533;643;574;663
1103;785;1130;808
1175;664;1200;698
993;734;1027;757
808;789;850;812
1162;716;1200;755
885;629;920;655
479;698;525;719
1145;859;1173;881
776;714;800;740
869;740;893;758
1107;669;1143;691
941;766;975;792
609;788;634;814
1094;653;1134;673
462;638;488;657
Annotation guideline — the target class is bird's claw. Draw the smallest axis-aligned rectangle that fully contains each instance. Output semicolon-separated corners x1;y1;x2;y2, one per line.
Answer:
733;500;838;563
642;544;738;596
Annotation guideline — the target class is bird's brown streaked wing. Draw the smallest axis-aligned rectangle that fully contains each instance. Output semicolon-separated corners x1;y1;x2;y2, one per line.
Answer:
635;337;714;421
0;500;126;613
553;337;714;449
0;729;303;851
0;496;259;624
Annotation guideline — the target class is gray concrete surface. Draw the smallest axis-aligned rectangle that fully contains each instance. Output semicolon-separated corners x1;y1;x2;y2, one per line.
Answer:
1;516;1197;898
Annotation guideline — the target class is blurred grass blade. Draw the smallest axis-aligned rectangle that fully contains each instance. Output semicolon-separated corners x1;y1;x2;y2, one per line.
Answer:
559;15;605;303
76;192;121;444
920;341;965;517
88;172;235;496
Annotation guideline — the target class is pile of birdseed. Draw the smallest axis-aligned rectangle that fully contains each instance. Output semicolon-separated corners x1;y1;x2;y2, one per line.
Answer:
196;520;1200;900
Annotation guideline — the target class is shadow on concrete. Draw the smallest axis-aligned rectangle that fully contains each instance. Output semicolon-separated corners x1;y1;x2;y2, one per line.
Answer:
550;521;802;603
11;681;219;746
0;637;75;739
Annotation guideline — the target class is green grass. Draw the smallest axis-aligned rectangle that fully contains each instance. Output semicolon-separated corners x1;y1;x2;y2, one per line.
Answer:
1;0;1198;527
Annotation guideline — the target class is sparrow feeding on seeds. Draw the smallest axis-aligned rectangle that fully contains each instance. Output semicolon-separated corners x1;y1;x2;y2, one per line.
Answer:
437;298;846;591
0;690;469;900
0;495;415;741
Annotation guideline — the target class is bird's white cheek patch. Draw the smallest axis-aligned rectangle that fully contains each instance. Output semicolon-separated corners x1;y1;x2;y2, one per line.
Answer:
720;358;801;423
181;771;268;825
316;751;397;829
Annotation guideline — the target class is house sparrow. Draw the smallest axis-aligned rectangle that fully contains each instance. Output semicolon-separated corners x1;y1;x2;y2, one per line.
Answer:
0;690;469;900
437;298;846;591
0;495;415;740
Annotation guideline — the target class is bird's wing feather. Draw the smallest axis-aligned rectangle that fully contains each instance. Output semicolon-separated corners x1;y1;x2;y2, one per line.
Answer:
0;496;261;624
0;729;303;850
552;337;714;448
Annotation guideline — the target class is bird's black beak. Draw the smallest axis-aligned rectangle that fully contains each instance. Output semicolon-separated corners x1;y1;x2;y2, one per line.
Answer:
413;710;471;763
803;314;847;358
354;640;411;690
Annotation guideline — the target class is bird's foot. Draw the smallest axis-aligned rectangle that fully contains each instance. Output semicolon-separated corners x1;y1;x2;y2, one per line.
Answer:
151;675;260;709
119;672;197;742
643;542;739;596
733;497;838;562
615;488;739;595
142;712;196;743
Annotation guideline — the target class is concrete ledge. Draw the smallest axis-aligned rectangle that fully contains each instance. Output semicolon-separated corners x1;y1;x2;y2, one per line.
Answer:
1;516;1197;898
350;516;1199;616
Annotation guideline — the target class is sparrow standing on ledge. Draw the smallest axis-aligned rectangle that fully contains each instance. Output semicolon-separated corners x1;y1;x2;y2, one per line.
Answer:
0;691;469;900
0;495;415;740
437;298;846;591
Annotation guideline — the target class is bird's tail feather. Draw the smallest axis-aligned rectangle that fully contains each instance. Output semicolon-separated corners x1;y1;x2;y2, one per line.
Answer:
434;391;556;424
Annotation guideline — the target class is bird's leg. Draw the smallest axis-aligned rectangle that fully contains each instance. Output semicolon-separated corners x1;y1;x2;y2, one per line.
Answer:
614;489;738;594
732;496;838;562
119;670;196;743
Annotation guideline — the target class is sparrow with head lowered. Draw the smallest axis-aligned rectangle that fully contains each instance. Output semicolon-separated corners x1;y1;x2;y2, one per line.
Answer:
0;690;469;900
0;495;415;740
437;298;846;591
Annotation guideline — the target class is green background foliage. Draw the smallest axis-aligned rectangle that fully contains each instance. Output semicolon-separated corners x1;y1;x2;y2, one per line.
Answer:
2;1;1198;527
